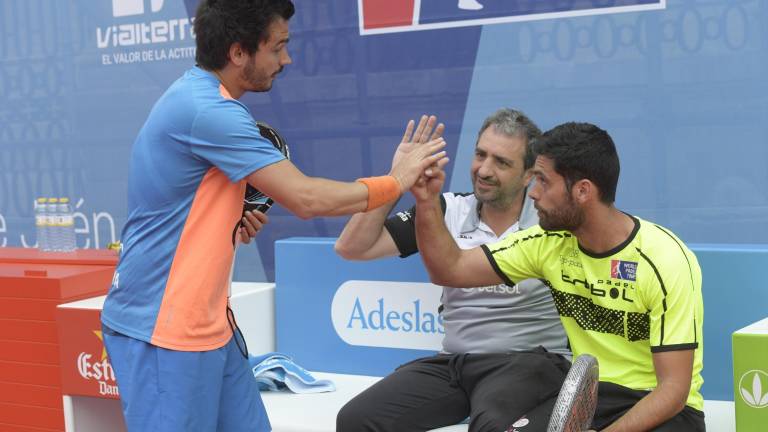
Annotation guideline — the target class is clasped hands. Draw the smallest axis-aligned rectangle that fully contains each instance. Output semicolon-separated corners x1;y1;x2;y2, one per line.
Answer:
392;115;449;203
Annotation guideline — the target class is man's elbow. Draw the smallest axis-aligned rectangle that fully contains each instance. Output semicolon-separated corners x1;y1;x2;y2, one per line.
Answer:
428;272;455;287
663;383;691;415
293;207;316;220
334;240;362;260
672;399;687;415
285;192;324;220
671;392;689;414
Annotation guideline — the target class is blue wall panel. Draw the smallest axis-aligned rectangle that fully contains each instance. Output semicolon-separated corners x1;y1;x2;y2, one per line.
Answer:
1;0;766;278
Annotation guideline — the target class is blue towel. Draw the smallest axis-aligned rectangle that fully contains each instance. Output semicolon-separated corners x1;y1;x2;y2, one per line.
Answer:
249;352;336;393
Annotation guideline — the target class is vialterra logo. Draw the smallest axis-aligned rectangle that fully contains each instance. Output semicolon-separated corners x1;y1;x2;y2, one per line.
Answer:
97;0;194;50
739;369;768;409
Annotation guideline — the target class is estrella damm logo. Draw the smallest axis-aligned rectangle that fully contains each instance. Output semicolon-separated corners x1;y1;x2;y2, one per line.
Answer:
739;369;768;409
76;330;119;396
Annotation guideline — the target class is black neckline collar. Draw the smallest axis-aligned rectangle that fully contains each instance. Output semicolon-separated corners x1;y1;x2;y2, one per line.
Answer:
578;213;640;259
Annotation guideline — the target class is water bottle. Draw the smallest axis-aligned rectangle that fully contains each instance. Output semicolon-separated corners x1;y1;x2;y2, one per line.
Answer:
58;197;76;252
35;197;50;251
47;197;60;251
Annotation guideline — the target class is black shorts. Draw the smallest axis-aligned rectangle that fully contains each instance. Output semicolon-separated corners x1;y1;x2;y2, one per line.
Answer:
337;347;571;432
592;381;706;431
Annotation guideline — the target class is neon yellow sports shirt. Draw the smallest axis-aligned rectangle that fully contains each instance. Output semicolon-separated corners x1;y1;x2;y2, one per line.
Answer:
481;215;704;411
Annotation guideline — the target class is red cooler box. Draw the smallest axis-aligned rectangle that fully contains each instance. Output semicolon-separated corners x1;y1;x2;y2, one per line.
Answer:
0;248;117;432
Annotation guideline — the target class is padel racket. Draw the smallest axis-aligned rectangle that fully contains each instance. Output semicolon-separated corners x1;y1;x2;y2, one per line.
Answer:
546;354;599;432
243;121;291;214
231;121;290;247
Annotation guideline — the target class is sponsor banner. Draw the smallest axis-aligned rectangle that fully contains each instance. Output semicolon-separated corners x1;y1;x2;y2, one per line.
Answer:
96;0;196;66
276;238;439;376
358;0;665;34
57;307;119;399
733;318;768;431
332;281;444;350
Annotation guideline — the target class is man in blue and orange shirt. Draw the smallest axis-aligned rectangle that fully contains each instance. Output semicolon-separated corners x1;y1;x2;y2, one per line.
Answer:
101;1;447;430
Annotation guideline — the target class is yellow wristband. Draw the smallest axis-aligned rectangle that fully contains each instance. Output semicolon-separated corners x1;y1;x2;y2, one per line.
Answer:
356;176;401;211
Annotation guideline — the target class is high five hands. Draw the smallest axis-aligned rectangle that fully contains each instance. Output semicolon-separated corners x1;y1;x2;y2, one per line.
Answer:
398;115;450;202
389;115;449;194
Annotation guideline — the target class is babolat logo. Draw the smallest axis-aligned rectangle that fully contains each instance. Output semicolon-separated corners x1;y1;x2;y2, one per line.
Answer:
96;0;194;49
561;272;635;303
76;330;119;396
331;281;444;350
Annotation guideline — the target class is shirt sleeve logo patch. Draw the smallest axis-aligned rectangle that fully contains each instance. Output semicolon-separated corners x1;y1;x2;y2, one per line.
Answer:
611;260;637;281
396;210;412;222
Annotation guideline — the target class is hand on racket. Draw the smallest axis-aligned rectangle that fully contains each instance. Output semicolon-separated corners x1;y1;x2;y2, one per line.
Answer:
238;210;268;244
233;121;289;247
243;121;290;214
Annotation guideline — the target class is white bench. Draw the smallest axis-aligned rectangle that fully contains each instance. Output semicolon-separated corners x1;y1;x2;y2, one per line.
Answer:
63;372;735;432
260;372;735;432
260;372;467;432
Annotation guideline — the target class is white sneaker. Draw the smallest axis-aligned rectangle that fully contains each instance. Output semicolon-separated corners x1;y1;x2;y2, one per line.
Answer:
458;0;483;10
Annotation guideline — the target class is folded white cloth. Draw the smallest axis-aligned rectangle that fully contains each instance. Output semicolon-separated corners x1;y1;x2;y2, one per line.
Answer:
249;352;336;393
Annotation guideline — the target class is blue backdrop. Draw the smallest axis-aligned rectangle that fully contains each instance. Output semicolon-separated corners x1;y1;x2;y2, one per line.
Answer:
1;1;766;280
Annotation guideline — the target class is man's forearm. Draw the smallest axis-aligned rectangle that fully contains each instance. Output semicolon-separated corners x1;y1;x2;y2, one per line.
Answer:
335;200;398;259
602;382;689;432
414;195;463;286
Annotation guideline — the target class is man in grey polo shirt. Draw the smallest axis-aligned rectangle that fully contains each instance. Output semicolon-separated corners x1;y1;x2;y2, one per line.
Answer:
334;109;571;432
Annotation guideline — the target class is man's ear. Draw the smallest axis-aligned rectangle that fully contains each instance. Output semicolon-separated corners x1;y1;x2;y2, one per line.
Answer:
572;179;594;204
523;169;534;187
228;42;247;67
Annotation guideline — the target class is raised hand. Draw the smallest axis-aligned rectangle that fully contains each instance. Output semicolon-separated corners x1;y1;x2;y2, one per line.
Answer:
391;115;445;171
389;136;447;193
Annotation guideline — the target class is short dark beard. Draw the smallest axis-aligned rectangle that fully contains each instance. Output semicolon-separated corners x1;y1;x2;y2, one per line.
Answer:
241;55;274;91
538;193;584;231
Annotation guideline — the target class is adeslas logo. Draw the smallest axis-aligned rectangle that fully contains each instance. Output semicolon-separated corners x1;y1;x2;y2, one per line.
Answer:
331;281;444;350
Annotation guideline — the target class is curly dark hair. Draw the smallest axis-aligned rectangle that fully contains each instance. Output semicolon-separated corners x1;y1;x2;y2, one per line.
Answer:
536;122;620;204
194;0;295;70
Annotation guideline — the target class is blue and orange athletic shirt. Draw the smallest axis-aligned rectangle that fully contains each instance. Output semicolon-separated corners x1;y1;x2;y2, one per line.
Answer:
101;66;285;351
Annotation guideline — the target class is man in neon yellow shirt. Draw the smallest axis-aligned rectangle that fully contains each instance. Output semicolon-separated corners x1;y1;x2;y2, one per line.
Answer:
412;122;704;431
